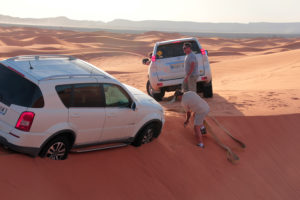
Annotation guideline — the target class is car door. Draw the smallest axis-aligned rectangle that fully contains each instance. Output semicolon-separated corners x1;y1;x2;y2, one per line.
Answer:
100;83;137;142
57;83;106;145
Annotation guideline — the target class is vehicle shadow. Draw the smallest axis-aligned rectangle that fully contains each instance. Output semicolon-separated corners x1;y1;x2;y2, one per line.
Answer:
0;146;15;156
160;92;244;116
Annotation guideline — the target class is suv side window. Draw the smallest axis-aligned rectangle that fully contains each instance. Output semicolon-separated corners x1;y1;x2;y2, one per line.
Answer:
56;85;72;108
0;64;44;108
72;83;104;107
103;83;131;108
56;83;104;108
31;87;45;108
156;41;200;59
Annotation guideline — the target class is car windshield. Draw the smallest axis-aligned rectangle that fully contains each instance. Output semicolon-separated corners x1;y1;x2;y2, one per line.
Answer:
156;41;200;59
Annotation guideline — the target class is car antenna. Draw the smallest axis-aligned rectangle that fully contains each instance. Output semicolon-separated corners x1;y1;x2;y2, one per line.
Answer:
29;61;34;70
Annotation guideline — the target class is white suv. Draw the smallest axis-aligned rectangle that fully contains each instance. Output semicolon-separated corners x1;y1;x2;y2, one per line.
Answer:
144;38;213;101
0;55;164;160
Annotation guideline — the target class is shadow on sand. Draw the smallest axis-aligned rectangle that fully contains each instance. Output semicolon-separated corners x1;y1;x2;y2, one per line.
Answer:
160;92;244;117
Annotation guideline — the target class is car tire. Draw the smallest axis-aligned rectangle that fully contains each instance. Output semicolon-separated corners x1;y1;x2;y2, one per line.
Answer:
132;124;156;147
203;81;213;98
40;136;71;160
146;80;165;101
197;82;203;93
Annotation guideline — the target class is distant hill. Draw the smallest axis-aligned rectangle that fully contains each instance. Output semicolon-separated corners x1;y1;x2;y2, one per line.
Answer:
1;14;300;34
0;15;105;28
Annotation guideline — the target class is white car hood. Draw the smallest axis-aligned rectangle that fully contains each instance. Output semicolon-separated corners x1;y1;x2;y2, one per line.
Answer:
124;84;163;109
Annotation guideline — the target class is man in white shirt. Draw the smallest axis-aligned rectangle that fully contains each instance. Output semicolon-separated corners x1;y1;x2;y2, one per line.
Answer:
182;42;199;92
175;90;210;148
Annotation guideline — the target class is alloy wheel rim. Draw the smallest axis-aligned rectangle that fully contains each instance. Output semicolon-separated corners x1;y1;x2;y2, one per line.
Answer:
46;142;66;160
142;128;154;144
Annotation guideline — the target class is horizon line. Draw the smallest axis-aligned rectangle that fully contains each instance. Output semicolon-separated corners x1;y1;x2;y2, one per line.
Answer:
1;14;300;24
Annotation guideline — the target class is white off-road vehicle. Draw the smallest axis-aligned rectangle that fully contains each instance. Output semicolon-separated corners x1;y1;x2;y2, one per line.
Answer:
143;38;213;101
0;55;164;160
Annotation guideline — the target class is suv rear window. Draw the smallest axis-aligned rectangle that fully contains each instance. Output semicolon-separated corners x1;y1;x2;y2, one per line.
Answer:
156;41;200;59
0;64;44;108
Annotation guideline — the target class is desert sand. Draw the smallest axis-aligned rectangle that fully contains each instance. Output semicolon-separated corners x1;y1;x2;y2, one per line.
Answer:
0;26;300;199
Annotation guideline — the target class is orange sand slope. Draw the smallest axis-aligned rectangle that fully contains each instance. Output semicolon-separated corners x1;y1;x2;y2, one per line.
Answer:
1;26;300;199
1;26;300;116
1;114;300;200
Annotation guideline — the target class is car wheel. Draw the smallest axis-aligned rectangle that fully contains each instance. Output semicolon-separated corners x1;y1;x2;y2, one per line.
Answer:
197;82;203;93
40;136;71;160
146;80;165;101
203;81;213;98
132;124;156;147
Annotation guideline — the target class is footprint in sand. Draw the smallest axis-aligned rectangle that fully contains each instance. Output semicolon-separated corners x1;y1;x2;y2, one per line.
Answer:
267;92;276;97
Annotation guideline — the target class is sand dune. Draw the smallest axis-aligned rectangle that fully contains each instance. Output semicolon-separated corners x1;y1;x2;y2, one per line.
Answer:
0;26;300;199
1;114;300;200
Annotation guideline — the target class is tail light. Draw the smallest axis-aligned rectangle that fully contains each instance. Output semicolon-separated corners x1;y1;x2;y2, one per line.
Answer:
151;55;156;62
15;112;35;132
201;76;208;81
200;49;206;55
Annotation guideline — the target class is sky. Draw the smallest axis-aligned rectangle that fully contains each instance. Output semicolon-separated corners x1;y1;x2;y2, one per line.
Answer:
0;0;299;23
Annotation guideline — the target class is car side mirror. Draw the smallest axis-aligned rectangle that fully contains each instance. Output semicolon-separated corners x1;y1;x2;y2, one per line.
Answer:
205;50;209;56
131;102;136;111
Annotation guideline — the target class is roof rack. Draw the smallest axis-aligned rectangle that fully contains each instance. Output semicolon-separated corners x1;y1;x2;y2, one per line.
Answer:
8;55;76;61
39;74;109;81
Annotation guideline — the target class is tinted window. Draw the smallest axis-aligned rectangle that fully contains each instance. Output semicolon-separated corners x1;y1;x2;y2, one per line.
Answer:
73;83;104;107
0;64;44;108
31;88;45;108
156;41;200;59
56;83;104;108
56;85;72;108
103;84;131;107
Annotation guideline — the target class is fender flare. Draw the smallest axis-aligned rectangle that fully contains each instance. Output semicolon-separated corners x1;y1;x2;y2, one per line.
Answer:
134;119;163;140
38;129;76;155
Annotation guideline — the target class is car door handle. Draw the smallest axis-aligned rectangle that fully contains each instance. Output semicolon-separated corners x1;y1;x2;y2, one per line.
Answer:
70;113;80;118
